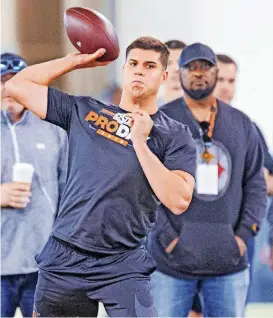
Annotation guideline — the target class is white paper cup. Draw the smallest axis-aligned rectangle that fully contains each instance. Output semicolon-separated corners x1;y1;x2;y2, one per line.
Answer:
12;163;34;184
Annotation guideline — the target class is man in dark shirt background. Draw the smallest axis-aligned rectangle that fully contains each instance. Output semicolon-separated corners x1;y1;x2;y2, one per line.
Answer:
214;54;273;302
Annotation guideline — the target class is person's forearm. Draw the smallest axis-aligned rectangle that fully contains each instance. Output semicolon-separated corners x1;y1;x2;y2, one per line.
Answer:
134;141;193;215
235;179;267;245
7;56;75;87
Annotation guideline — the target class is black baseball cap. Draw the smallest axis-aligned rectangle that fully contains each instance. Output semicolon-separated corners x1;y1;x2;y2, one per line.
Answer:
179;43;216;68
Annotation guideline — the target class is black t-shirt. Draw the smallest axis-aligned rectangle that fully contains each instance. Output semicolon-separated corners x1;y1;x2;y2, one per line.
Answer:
45;87;196;254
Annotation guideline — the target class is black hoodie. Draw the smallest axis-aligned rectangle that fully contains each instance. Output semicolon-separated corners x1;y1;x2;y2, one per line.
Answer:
147;97;267;278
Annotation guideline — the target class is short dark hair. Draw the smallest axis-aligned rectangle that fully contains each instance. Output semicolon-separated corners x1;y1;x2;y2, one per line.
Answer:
126;36;170;69
216;54;237;69
165;40;187;50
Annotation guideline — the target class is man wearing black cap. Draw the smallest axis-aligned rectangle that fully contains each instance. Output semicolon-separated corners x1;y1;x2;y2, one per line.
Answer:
147;43;267;317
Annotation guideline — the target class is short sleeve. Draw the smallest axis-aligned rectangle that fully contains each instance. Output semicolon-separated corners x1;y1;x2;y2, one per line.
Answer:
163;125;197;177
45;87;75;131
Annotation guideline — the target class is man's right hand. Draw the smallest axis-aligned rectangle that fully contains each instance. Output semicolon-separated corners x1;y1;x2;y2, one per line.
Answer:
0;182;31;209
5;48;111;120
67;49;111;70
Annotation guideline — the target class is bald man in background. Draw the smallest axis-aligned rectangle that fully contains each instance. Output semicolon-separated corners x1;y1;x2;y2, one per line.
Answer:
158;40;186;107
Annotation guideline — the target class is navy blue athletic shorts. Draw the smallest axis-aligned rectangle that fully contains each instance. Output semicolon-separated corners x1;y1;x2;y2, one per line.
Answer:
33;236;157;317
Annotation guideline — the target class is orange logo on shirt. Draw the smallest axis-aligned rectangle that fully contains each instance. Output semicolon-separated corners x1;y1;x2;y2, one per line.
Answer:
85;109;132;146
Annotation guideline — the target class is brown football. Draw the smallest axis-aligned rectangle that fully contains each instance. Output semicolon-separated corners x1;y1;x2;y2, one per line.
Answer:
64;7;120;62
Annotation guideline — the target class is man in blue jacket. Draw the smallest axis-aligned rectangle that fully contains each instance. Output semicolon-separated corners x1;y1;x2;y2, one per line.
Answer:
0;53;68;317
148;43;267;317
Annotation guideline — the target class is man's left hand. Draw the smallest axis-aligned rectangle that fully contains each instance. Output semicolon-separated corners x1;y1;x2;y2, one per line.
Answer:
126;110;153;145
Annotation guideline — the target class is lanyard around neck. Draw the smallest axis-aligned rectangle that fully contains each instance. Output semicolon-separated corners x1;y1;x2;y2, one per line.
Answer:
185;99;218;142
207;101;217;139
184;99;218;163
